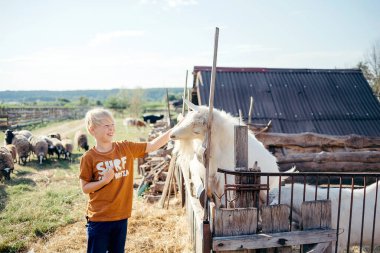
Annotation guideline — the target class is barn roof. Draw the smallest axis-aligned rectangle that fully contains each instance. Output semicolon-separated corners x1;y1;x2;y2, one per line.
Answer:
192;66;380;137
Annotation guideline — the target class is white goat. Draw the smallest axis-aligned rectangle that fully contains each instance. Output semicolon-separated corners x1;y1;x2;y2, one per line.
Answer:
270;182;380;252
171;99;282;207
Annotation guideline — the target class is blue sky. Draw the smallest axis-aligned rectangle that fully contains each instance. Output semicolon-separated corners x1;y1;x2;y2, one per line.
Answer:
0;0;379;91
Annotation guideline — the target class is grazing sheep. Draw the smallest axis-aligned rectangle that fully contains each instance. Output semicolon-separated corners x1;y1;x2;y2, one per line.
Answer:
14;130;32;139
143;114;164;124
123;118;147;128
270;182;380;252
61;138;73;160
50;137;64;159
4;129;32;144
28;136;48;164
170;99;284;207
47;133;61;141
11;134;30;165
5;144;17;163
41;136;55;158
74;131;89;151
0;146;14;180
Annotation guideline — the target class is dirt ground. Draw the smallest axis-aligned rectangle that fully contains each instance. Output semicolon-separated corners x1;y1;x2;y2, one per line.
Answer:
27;195;191;253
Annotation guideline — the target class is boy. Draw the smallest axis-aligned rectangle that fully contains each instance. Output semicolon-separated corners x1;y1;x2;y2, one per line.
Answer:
79;108;172;253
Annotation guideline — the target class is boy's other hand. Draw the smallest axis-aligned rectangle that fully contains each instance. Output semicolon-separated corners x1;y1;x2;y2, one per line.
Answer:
102;169;115;184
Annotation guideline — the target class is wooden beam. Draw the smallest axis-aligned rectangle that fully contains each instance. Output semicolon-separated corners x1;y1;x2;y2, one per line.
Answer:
256;132;380;149
277;151;380;164
212;229;337;251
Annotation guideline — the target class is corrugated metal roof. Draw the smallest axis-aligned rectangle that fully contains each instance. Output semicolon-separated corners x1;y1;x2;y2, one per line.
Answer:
193;66;380;137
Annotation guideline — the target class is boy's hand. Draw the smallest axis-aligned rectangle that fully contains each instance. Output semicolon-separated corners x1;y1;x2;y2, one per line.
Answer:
101;169;115;184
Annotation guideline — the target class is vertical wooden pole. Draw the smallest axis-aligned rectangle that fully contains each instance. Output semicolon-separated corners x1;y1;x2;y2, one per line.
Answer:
203;27;219;253
248;96;254;125
182;70;188;115
166;88;172;127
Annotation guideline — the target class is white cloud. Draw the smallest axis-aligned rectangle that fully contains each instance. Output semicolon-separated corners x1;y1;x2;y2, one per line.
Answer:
88;30;145;47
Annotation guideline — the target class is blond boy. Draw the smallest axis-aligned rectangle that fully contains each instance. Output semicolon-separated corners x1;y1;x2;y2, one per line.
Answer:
79;108;171;253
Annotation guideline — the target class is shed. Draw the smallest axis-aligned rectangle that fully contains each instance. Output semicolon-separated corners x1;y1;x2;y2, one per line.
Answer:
190;66;380;173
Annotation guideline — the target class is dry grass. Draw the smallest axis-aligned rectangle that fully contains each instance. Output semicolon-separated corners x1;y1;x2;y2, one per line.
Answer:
28;196;191;253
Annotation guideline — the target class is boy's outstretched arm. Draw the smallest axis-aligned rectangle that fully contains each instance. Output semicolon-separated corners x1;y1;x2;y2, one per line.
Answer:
145;129;172;153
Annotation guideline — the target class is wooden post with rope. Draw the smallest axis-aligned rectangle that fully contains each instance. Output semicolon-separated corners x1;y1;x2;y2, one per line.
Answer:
202;26;219;253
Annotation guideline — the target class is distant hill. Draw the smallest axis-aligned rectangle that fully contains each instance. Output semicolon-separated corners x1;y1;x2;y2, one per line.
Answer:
0;88;183;103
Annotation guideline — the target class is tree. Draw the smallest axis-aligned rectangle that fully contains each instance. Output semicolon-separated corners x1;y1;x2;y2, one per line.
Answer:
358;40;380;98
79;96;89;106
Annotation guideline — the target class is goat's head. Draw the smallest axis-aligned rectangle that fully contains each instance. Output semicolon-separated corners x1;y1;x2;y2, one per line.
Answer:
170;99;208;140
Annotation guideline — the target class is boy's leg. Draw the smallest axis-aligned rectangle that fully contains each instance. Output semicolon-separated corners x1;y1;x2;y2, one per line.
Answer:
108;219;128;253
87;221;111;253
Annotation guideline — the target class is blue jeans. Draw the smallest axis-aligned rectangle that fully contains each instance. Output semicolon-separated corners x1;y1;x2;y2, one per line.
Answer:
86;219;128;253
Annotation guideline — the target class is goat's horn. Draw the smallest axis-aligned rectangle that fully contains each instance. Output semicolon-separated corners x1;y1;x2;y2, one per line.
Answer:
183;98;200;112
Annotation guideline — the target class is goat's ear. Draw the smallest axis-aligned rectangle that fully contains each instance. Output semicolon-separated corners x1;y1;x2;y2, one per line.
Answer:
183;98;200;112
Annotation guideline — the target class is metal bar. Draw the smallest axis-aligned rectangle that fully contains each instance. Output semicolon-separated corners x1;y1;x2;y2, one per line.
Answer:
335;176;343;253
217;168;380;177
359;176;367;252
370;177;379;253
347;176;355;252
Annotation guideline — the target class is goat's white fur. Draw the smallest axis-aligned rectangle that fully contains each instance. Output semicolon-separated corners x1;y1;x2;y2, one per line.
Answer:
171;99;280;207
270;182;380;252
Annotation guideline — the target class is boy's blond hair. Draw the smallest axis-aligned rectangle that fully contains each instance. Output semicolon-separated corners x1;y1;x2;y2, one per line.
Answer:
85;108;114;133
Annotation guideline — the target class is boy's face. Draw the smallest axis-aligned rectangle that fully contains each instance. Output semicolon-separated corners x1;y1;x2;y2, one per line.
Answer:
89;117;115;144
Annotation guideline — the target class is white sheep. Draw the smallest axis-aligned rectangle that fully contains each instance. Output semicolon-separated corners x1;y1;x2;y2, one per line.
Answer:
170;99;283;207
0;146;14;180
28;136;48;165
270;182;380;252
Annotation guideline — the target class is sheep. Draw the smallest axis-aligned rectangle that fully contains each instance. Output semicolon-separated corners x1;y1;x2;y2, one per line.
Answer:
14;130;32;139
269;182;380;252
4;129;32;144
28;136;48;164
170;99;283;207
5;144;17;163
123;118;147;128
0;146;14;180
50;137;64;159
47;133;61;141
41;136;55;158
61;138;73;160
74;131;89;152
11;134;30;165
143;114;164;124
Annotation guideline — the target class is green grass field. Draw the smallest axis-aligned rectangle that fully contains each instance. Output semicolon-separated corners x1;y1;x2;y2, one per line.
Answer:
0;118;150;252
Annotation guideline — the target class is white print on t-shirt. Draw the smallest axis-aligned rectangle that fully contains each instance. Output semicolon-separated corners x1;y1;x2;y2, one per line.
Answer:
96;156;128;180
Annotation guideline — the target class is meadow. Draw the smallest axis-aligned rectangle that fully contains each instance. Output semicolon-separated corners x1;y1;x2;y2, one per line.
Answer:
0;117;190;253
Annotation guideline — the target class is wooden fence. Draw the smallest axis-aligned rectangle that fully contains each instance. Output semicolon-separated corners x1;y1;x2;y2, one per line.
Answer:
0;107;89;130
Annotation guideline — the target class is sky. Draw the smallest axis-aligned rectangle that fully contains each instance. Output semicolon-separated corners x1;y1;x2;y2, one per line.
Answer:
0;0;379;91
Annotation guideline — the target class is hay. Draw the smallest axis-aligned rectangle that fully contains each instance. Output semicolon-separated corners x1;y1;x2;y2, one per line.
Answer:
28;194;191;253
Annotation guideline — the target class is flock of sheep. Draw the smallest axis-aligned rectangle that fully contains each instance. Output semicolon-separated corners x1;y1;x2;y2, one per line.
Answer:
0;129;89;181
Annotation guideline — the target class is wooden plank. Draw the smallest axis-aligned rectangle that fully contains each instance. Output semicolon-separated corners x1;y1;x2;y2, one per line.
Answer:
158;153;177;208
214;208;257;237
261;205;292;252
301;200;332;253
261;205;290;233
212;229;337;251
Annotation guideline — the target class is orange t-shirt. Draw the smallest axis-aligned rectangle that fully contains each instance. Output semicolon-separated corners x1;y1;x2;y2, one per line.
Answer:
79;140;147;222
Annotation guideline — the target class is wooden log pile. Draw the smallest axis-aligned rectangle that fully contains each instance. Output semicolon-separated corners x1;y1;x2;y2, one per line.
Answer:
137;121;177;204
255;132;380;172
